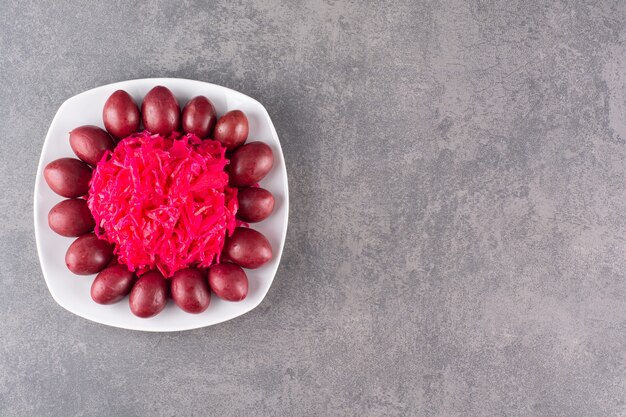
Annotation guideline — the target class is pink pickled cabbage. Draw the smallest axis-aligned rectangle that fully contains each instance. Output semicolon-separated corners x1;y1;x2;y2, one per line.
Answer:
88;131;238;277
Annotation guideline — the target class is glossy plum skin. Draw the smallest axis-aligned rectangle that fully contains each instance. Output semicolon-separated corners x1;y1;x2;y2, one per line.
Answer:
223;227;273;269
182;96;217;138
44;158;92;198
69;125;115;166
141;86;180;136
65;233;114;275
208;262;248;301
91;263;136;305
228;142;274;186
129;271;169;318
171;268;211;314
236;187;275;223
48;199;95;237
103;90;140;140
214;110;248;150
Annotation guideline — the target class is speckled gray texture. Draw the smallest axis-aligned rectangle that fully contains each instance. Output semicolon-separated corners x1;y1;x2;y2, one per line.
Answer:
2;0;626;415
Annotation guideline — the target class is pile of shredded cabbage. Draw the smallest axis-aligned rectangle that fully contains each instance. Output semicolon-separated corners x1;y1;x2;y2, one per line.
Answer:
88;131;238;277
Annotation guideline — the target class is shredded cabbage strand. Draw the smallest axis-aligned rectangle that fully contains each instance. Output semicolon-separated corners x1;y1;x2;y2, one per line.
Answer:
88;131;238;277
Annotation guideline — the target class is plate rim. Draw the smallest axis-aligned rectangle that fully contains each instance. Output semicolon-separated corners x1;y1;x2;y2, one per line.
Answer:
34;77;289;332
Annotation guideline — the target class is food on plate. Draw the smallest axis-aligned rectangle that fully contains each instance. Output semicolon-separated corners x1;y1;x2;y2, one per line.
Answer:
182;96;217;138
228;141;274;186
103;90;140;140
208;262;248;301
69;125;115;166
223;227;272;269
236;187;275;223
65;233;114;275
44;157;92;198
214;110;249;150
171;268;211;313
88;131;238;277
48;199;95;237
141;86;180;136
129;271;169;318
70;125;115;166
91;263;136;304
43;86;280;318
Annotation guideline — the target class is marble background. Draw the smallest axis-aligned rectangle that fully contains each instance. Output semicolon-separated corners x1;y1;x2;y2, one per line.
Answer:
1;0;626;415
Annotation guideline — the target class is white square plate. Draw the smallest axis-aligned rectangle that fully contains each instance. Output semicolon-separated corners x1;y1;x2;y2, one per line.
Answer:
34;78;289;331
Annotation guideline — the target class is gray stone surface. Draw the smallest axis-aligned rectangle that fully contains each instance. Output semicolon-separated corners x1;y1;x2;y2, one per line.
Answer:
1;0;626;415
